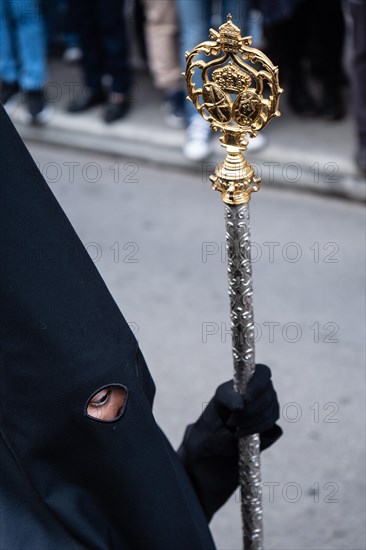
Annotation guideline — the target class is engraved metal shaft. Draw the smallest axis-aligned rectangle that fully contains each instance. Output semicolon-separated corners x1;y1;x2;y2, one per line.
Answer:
226;203;262;549
183;15;282;549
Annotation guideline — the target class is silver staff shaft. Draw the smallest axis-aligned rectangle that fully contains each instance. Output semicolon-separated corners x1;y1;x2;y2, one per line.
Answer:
226;203;262;549
183;15;282;548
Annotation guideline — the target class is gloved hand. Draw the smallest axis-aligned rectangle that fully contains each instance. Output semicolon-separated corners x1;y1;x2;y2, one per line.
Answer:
178;363;282;521
212;364;280;438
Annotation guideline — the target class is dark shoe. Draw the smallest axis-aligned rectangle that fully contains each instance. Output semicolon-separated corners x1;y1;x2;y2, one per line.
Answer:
68;87;105;113
24;89;53;125
288;87;317;117
104;93;129;123
319;88;346;121
356;145;366;177
1;81;20;114
0;81;19;105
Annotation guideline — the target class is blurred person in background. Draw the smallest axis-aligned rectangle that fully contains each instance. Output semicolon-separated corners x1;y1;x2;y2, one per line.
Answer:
141;0;185;129
308;0;346;120
59;0;82;64
176;0;257;161
66;0;131;124
0;0;52;124
260;0;346;120
42;0;82;63
348;0;366;176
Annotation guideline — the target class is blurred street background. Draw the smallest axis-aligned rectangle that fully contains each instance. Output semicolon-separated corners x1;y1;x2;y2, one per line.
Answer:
1;0;365;549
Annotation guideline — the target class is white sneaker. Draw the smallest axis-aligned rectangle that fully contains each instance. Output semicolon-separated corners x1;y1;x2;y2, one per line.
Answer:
162;90;186;129
183;115;213;161
247;133;267;152
63;47;83;63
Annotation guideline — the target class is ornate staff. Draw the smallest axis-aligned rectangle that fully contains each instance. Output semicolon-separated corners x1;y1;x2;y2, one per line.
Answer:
184;15;282;550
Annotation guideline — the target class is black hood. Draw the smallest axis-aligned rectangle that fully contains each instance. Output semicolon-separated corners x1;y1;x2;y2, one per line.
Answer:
0;104;216;550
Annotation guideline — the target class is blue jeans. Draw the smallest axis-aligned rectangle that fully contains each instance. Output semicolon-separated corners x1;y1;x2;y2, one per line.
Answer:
0;0;46;89
176;0;249;122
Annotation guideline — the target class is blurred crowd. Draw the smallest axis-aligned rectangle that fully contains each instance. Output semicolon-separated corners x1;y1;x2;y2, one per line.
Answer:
0;0;365;173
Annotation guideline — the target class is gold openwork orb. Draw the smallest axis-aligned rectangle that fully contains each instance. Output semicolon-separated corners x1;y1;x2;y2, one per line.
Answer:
184;14;282;205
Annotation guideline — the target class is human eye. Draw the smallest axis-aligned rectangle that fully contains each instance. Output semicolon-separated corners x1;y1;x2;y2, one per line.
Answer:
91;388;112;407
85;385;128;422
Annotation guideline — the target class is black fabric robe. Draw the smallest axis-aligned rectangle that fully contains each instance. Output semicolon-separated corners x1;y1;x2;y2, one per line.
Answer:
0;104;218;549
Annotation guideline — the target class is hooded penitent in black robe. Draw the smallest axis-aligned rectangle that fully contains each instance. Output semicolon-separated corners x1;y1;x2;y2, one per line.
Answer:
0;104;280;549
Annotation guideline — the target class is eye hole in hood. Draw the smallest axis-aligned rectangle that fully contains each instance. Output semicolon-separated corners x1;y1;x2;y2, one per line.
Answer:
85;384;128;423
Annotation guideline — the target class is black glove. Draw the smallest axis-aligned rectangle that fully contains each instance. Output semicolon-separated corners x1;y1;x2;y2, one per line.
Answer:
213;364;280;438
178;364;282;521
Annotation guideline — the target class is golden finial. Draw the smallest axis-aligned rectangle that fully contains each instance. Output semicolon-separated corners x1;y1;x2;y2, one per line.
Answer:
184;15;282;204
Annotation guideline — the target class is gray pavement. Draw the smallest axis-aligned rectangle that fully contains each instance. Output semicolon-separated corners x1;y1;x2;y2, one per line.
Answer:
9;59;366;203
27;141;366;550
